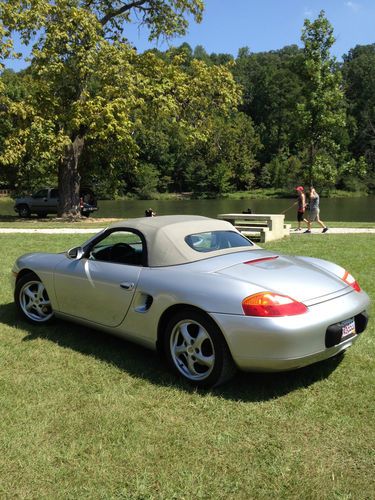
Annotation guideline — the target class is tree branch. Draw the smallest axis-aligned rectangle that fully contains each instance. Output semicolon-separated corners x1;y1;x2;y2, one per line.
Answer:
100;0;149;26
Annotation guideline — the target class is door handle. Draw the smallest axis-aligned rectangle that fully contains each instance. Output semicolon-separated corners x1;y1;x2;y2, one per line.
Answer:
120;282;135;290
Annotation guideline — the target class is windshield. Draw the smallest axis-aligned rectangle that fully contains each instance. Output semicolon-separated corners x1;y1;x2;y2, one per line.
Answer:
33;189;48;198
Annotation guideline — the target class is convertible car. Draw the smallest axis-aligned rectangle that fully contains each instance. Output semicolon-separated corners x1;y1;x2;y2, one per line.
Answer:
11;215;370;387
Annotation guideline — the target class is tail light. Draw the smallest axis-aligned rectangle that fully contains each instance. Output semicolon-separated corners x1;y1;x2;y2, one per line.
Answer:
342;271;361;292
242;292;308;317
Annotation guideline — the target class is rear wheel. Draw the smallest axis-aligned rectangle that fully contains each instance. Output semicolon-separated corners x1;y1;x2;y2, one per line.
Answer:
163;308;236;388
15;273;54;324
18;205;31;218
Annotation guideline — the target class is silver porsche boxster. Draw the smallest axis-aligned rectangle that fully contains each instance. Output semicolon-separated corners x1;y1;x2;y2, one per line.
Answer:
11;215;370;387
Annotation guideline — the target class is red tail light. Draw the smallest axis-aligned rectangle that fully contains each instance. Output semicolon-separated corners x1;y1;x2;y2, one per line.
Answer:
342;271;361;292
242;292;308;317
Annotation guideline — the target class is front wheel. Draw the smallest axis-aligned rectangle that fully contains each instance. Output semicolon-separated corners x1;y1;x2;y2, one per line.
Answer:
18;205;31;218
163;309;236;388
15;273;54;324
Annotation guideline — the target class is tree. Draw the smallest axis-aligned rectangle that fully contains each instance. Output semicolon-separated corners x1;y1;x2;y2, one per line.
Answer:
343;44;375;189
133;54;242;195
182;112;260;195
233;45;305;166
0;0;205;216
298;10;346;186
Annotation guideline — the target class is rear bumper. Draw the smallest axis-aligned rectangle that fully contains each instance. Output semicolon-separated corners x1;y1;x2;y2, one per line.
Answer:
211;289;370;372
231;337;358;372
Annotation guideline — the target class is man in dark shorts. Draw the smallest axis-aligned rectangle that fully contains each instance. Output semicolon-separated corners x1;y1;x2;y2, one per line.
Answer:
295;186;308;231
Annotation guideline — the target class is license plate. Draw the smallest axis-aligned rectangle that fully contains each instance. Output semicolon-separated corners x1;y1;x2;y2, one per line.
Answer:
341;318;356;340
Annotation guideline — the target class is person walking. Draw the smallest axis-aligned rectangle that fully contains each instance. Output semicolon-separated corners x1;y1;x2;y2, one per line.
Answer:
305;187;329;233
295;186;308;231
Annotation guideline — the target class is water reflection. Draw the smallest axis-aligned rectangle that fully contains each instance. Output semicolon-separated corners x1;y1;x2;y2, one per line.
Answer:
1;196;374;222
96;197;375;222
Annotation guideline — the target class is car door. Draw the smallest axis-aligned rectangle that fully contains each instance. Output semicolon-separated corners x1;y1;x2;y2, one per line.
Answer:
31;188;49;212
53;229;145;327
47;188;59;213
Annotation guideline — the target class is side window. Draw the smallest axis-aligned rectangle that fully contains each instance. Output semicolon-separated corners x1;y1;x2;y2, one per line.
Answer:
185;231;253;252
89;230;144;266
50;189;59;199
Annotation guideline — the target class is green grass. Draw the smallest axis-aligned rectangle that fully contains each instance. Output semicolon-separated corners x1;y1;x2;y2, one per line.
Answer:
0;233;374;498
0;216;374;230
0;215;113;229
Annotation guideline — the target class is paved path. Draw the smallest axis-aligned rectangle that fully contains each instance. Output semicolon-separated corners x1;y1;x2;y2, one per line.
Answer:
290;227;375;235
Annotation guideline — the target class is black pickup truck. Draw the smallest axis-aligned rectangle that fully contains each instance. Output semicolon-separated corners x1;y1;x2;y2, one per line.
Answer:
14;187;98;218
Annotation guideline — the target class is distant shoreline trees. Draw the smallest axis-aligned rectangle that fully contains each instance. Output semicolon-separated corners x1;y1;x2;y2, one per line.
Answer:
1;9;374;201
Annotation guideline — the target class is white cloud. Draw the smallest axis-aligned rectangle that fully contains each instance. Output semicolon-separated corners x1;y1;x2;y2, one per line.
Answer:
346;1;360;12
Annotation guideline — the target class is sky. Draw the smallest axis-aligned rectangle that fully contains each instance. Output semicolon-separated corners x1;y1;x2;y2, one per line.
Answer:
4;0;375;71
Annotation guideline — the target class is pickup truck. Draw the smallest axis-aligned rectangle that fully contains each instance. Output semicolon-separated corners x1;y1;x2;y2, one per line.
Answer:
14;187;98;218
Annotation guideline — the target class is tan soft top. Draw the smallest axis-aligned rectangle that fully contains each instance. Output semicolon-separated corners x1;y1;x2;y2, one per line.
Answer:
106;215;254;267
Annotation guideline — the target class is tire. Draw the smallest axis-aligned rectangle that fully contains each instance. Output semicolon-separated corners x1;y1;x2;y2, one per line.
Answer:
15;273;54;324
18;205;31;218
163;308;236;388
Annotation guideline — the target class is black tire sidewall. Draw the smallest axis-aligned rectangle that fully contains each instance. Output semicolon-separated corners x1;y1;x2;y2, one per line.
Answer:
18;205;31;218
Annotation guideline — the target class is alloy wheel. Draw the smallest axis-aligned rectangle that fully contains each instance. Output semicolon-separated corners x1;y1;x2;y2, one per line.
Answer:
170;319;215;381
19;280;54;323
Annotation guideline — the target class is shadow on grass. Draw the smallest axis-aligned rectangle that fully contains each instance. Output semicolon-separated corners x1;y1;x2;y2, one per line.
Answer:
0;214;50;222
0;302;343;402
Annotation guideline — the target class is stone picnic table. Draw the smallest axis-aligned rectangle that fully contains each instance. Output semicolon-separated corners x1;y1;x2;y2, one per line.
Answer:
217;213;290;243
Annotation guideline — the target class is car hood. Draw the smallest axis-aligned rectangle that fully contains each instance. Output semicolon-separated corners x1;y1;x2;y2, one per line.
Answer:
214;252;349;303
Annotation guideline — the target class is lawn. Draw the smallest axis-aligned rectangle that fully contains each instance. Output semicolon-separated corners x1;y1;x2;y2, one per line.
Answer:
0;233;374;499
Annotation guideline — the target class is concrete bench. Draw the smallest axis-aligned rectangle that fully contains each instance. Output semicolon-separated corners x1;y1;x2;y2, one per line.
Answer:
218;213;290;242
237;226;271;243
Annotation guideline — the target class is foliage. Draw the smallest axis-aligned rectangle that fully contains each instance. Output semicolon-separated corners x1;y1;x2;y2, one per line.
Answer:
132;162;160;199
298;11;346;185
0;0;206;215
343;44;375;184
234;45;305;165
262;153;303;190
184;112;260;195
2;9;375;197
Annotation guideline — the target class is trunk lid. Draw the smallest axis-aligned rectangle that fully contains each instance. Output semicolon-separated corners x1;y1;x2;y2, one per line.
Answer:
215;253;348;303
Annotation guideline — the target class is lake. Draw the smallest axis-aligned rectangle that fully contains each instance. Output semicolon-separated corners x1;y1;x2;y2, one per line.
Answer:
1;196;375;222
96;197;375;222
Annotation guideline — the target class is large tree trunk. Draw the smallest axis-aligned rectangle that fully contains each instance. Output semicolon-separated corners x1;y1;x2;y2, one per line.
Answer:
58;135;85;218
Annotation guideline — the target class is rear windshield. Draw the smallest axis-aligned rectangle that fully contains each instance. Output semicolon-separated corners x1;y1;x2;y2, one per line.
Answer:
185;231;253;253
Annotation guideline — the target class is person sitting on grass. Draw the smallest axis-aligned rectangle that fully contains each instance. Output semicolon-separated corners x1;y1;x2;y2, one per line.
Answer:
145;208;156;217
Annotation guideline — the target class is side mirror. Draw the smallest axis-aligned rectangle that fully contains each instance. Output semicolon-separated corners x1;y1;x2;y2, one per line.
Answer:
67;246;85;260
